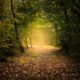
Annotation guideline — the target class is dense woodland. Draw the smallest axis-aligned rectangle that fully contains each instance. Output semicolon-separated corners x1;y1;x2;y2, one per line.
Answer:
0;0;80;56
0;0;80;80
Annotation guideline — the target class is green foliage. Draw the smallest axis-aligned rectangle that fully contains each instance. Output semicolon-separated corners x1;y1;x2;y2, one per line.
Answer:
0;0;80;57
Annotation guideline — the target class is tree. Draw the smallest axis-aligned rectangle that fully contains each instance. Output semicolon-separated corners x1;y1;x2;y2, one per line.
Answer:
10;0;24;52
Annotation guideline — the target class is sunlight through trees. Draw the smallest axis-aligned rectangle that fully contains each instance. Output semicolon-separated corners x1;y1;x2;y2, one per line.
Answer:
22;11;58;49
0;0;80;80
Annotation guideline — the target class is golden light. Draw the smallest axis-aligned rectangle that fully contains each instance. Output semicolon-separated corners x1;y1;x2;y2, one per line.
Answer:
21;12;60;55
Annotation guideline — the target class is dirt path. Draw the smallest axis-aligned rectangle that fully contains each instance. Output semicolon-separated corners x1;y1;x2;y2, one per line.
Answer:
0;46;80;80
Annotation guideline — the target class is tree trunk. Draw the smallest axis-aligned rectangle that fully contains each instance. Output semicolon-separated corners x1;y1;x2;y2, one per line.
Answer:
10;0;24;52
0;0;4;38
61;1;71;53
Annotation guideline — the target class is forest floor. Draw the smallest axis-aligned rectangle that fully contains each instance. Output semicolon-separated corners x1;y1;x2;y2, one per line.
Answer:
0;45;80;80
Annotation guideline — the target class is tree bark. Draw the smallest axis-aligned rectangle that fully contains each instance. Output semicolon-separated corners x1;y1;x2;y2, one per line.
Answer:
0;0;4;38
61;1;71;53
10;0;24;52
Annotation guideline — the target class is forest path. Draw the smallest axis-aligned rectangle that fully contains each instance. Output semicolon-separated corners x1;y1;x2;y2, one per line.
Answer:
25;45;60;56
0;45;80;80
